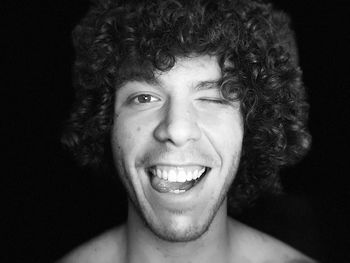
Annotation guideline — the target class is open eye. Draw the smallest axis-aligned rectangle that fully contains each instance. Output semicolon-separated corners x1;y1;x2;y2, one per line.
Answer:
131;94;160;104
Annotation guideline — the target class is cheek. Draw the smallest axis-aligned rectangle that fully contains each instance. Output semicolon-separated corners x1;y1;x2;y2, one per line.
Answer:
200;110;243;140
112;114;150;161
111;115;136;159
199;110;243;161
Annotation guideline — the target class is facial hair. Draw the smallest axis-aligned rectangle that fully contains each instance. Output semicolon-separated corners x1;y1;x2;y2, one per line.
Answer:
113;145;241;243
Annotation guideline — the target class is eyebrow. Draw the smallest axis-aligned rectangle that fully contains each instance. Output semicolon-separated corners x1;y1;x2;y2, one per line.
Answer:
118;76;222;93
147;78;221;91
194;80;221;91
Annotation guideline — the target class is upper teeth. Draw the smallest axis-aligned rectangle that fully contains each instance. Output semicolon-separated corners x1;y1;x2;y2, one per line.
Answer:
150;167;206;183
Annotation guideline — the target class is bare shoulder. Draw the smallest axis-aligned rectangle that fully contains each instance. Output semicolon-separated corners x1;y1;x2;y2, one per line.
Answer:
228;218;318;263
56;224;127;263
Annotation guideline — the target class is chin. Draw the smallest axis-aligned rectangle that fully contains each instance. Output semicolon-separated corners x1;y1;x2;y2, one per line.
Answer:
141;192;227;243
148;217;211;242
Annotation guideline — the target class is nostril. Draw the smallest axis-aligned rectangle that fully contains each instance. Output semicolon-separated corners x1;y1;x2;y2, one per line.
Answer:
154;121;201;145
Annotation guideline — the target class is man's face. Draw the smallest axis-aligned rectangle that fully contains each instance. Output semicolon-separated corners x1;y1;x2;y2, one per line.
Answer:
111;55;243;242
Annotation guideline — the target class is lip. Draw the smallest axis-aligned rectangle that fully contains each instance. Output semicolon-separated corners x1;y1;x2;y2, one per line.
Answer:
145;163;211;169
146;164;209;183
144;165;211;201
146;164;208;175
147;167;211;206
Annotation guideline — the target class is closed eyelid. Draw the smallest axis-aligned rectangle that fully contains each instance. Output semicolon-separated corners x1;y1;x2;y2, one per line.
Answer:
195;87;223;99
199;98;230;105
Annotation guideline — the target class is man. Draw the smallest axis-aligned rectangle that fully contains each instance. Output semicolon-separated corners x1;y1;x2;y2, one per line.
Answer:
59;0;316;262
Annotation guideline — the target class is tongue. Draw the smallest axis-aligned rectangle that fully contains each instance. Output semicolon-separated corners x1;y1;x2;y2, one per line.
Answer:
151;176;195;193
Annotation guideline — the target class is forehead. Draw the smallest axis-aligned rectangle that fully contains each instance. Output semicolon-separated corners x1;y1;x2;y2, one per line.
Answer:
155;55;221;84
118;55;222;91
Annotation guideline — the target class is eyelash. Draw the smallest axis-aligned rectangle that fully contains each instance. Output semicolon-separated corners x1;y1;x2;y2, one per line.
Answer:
127;94;228;106
129;94;160;104
199;98;228;105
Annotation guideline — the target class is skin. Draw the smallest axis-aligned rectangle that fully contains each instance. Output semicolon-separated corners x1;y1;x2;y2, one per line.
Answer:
112;55;243;244
58;55;317;263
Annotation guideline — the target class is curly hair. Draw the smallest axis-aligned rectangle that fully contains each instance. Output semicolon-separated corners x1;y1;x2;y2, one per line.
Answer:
62;0;311;214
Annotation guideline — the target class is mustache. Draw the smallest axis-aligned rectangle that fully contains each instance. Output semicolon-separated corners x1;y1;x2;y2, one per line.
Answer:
137;146;220;168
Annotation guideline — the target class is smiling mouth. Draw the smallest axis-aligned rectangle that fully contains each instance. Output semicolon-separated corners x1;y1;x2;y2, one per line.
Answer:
147;166;210;194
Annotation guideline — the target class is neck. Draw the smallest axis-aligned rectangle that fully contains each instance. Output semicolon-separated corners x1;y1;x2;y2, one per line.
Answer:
125;199;232;263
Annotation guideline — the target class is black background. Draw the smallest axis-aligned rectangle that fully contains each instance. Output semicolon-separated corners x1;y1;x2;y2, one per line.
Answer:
3;0;349;262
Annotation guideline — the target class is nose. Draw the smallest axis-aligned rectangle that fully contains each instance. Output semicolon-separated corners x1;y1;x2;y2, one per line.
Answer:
153;99;201;146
